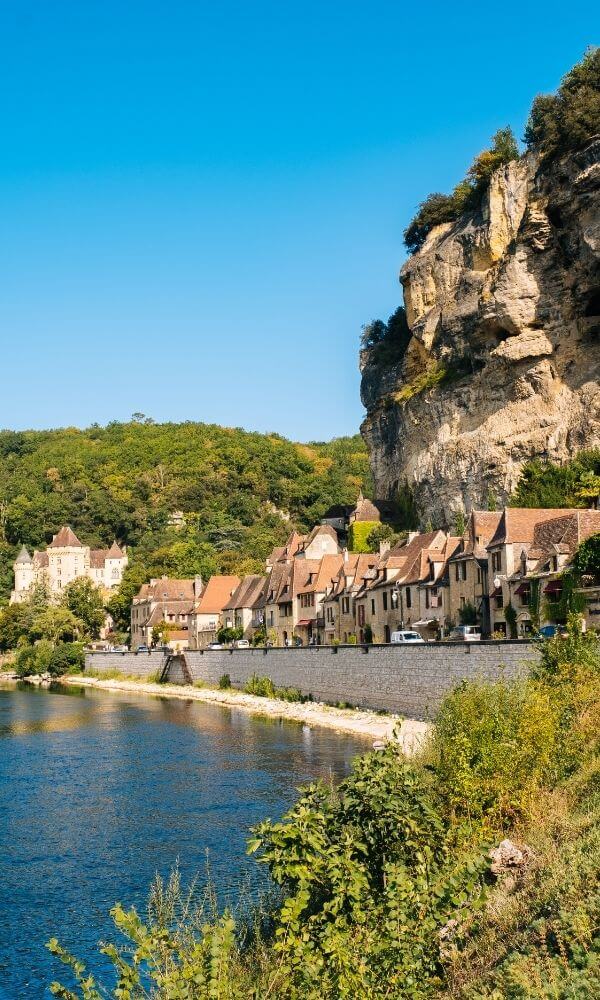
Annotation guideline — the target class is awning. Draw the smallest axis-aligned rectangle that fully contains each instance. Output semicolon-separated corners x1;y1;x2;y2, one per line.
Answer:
296;619;314;627
544;580;563;594
412;618;437;627
514;582;530;596
491;586;503;597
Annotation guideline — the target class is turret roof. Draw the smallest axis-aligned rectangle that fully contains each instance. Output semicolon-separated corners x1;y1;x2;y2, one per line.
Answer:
15;544;32;564
48;526;84;548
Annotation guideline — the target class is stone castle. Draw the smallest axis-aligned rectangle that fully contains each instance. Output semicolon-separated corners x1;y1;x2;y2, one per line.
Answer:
11;525;128;604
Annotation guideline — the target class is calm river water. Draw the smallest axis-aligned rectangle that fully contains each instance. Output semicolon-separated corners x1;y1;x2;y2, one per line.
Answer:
0;683;369;998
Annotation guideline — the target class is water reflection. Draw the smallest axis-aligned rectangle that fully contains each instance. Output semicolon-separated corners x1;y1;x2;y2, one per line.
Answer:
0;685;368;999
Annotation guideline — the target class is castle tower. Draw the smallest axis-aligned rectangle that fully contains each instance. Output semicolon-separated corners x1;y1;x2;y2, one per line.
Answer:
12;545;34;601
46;526;89;594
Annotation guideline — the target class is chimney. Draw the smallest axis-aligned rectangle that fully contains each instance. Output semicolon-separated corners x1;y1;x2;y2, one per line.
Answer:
194;574;203;598
342;547;349;563
407;531;418;543
379;540;391;555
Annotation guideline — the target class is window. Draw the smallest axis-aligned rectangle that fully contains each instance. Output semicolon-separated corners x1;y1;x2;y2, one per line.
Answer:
477;567;482;585
494;592;504;609
405;587;412;609
342;597;350;614
492;551;502;572
382;592;388;611
371;599;375;615
357;605;365;626
425;590;430;609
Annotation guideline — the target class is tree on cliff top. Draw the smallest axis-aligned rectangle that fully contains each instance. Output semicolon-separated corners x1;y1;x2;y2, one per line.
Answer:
403;127;519;253
525;47;600;159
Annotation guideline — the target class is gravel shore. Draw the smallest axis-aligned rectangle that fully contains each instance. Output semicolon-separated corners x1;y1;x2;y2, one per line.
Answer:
63;675;430;752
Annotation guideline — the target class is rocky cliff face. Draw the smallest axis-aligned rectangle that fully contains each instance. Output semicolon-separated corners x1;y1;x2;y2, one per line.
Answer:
361;139;600;524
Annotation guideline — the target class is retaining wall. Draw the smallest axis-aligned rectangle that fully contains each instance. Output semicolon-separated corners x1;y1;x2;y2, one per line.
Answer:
84;642;540;719
178;642;539;719
84;650;167;678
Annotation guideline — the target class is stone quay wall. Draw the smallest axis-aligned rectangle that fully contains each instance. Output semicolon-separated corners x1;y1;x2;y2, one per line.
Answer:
84;642;540;719
84;650;168;678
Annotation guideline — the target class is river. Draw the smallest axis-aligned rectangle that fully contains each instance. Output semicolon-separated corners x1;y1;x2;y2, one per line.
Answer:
0;682;369;998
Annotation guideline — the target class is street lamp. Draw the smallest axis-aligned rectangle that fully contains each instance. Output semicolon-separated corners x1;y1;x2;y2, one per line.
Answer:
393;583;405;629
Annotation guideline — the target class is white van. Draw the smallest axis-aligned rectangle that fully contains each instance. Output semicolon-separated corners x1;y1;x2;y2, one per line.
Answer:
449;625;482;642
390;630;425;644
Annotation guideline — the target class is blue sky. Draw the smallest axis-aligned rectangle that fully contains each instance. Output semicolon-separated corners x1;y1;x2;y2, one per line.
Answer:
0;2;595;440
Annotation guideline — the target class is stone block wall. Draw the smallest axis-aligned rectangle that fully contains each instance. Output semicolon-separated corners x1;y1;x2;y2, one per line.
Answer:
176;642;540;719
85;651;167;678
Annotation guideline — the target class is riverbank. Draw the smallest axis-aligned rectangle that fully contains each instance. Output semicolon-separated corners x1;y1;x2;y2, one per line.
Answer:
62;674;430;749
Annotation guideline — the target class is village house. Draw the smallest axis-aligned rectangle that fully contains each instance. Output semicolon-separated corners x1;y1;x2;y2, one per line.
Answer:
322;552;380;643
188;575;241;649
447;511;503;635
482;508;576;636
353;531;460;641
130;575;200;650
320;493;397;544
499;508;600;635
263;525;342;645
221;574;267;642
11;525;128;604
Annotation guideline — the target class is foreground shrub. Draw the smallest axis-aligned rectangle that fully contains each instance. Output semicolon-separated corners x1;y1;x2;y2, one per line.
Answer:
247;746;487;998
431;678;559;834
219;672;232;689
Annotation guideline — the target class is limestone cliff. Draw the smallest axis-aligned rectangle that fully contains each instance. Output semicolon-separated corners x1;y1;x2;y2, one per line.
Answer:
361;139;600;524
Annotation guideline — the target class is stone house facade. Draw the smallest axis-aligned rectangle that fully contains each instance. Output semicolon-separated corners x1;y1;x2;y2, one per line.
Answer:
188;575;241;649
130;576;201;650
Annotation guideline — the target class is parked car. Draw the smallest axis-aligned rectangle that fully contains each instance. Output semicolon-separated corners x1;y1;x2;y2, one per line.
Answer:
449;625;482;642
235;639;250;648
136;644;149;653
390;630;425;644
207;642;223;650
538;624;568;639
112;644;128;652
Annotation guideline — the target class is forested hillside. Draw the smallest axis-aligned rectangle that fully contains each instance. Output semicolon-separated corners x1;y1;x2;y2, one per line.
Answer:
0;421;371;604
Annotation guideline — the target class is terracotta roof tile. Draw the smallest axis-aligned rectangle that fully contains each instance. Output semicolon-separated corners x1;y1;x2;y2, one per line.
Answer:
196;575;241;614
48;526;84;548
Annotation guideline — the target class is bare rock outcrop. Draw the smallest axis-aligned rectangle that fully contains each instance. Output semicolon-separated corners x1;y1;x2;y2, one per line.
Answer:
361;140;600;524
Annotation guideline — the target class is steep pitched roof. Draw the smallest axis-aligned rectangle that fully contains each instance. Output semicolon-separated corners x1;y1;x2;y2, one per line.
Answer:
297;524;340;553
351;493;381;523
106;541;125;558
135;577;196;602
297;554;345;594
48;525;84;548
15;545;32;564
488;508;573;547
89;549;108;568
450;511;502;561
196;575;241;614
223;575;267;611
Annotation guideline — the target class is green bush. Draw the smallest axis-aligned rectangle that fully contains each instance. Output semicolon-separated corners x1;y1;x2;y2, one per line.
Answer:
431;678;560;834
525;47;600;159
219;672;232;689
348;520;379;552
573;532;600;581
243;673;305;703
361;306;411;368
403;128;519;253
244;674;276;698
